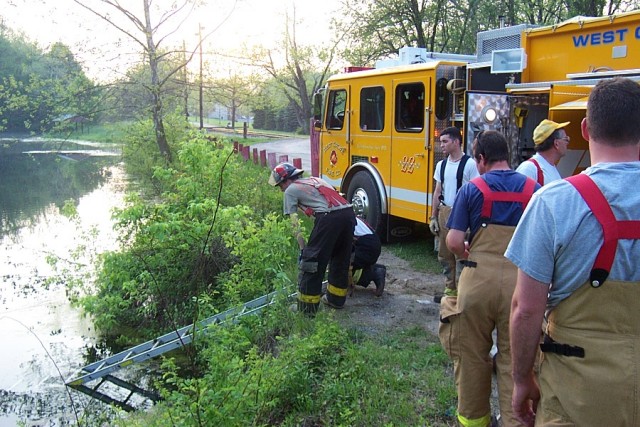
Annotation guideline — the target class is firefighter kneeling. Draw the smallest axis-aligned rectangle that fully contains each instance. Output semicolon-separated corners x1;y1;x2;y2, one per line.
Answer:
269;162;356;315
350;216;385;297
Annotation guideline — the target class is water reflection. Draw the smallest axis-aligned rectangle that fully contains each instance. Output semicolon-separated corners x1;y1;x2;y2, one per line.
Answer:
0;141;119;237
0;139;125;426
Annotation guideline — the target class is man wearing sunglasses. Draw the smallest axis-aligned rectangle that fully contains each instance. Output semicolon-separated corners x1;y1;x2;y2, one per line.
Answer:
516;119;570;186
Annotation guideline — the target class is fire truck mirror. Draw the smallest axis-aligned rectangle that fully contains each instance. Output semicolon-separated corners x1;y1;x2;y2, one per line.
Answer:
435;78;450;120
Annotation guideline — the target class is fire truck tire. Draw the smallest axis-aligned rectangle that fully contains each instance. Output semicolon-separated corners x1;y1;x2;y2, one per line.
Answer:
347;171;385;236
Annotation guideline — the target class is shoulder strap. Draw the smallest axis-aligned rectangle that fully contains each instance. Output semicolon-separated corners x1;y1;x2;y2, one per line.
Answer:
296;177;349;209
456;154;470;191
440;155;469;193
566;174;640;287
471;176;536;221
440;158;447;188
528;158;544;186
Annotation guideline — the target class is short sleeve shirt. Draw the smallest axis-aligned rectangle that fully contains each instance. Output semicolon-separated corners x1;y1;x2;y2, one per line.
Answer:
434;156;480;206
283;177;331;216
447;170;539;243
515;153;562;185
354;217;373;237
505;162;640;309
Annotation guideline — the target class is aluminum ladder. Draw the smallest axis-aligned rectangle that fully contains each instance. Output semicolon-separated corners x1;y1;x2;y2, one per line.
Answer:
65;289;296;411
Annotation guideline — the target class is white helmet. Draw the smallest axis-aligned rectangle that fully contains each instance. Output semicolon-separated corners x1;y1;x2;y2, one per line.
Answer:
268;162;304;186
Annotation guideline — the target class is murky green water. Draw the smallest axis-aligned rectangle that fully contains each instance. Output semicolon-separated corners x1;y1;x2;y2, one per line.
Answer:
0;138;125;425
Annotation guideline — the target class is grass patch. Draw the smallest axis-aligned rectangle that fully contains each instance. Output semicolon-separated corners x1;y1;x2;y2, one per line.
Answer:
338;325;457;426
386;224;441;275
126;311;457;427
46;122;129;143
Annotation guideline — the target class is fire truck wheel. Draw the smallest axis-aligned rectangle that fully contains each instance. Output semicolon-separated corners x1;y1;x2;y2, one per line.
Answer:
347;171;384;236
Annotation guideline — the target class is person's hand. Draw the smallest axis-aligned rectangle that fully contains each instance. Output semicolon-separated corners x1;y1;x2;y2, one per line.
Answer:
462;241;470;259
512;373;540;427
429;216;440;235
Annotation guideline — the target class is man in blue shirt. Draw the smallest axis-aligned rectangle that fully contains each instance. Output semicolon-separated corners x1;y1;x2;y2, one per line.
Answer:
439;131;539;427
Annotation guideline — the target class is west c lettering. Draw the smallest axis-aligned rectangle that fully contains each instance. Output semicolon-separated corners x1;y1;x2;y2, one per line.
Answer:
572;28;628;47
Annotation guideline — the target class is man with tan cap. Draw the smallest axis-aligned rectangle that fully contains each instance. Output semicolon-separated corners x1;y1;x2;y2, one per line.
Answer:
516;119;570;185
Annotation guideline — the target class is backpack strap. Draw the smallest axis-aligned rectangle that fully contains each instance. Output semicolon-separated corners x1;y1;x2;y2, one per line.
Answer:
566;174;640;287
471;176;536;223
528;158;544;186
457;154;470;191
302;177;349;208
439;157;447;204
439;154;470;203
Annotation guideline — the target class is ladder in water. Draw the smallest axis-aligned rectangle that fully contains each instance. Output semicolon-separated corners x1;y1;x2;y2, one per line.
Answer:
66;289;296;411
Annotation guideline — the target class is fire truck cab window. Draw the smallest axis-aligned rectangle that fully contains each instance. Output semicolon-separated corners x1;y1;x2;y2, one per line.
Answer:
326;89;347;130
359;86;385;131
396;84;425;132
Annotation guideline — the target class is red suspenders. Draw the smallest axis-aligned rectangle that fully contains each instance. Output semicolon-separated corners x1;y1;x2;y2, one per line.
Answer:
296;177;349;216
471;176;537;221
566;174;640;287
528;158;544;186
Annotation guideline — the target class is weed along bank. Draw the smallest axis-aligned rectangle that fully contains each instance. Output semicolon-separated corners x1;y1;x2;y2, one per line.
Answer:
310;10;640;241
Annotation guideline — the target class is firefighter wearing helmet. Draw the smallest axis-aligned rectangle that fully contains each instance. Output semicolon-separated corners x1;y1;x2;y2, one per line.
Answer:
269;162;356;315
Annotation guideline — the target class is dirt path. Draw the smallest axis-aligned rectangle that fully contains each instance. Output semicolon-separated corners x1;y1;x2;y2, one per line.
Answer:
332;247;444;339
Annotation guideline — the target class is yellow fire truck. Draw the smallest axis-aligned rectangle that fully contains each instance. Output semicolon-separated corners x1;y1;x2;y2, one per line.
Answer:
310;10;640;240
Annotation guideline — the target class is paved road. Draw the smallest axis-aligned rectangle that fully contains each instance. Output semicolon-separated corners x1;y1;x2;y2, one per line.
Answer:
247;138;312;172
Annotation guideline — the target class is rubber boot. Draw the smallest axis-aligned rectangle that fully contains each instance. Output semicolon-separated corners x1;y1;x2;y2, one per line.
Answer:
356;266;373;288
372;264;386;297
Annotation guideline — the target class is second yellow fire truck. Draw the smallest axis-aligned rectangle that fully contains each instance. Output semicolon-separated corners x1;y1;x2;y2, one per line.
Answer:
310;10;640;240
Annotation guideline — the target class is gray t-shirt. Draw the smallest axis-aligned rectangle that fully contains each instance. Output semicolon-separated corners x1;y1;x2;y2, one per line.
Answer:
283;177;333;216
505;162;640;309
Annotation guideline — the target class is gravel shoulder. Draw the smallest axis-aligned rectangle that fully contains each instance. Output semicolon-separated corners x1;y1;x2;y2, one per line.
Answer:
331;246;445;339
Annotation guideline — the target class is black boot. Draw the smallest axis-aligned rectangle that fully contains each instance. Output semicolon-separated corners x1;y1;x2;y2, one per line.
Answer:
372;264;386;297
356;266;374;288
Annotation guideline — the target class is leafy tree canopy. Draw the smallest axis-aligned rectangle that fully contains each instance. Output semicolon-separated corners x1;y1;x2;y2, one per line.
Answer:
0;26;96;133
333;0;640;66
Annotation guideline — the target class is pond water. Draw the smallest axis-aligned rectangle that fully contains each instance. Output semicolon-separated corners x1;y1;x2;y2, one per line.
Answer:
0;138;126;426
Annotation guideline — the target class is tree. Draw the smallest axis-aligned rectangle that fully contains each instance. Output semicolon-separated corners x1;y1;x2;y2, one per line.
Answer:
334;0;640;65
70;0;210;163
333;0;451;65
209;71;259;129
102;54;188;124
0;27;96;133
251;8;340;134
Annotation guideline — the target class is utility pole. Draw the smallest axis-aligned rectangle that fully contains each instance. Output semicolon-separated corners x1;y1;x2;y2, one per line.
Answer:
198;23;204;130
182;40;189;121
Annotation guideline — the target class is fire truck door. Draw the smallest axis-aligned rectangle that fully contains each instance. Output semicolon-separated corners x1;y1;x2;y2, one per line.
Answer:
389;79;430;223
320;84;351;190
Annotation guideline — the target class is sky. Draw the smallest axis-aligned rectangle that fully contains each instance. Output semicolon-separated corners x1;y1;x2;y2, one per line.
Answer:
2;0;343;81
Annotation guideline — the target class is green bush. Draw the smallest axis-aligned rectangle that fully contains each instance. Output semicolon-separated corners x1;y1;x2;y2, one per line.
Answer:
76;128;297;340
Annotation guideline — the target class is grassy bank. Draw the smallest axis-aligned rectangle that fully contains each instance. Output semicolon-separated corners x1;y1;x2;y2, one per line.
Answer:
58;121;454;426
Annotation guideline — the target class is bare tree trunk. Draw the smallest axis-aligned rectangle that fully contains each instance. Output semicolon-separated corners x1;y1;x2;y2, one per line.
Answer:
143;0;172;163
